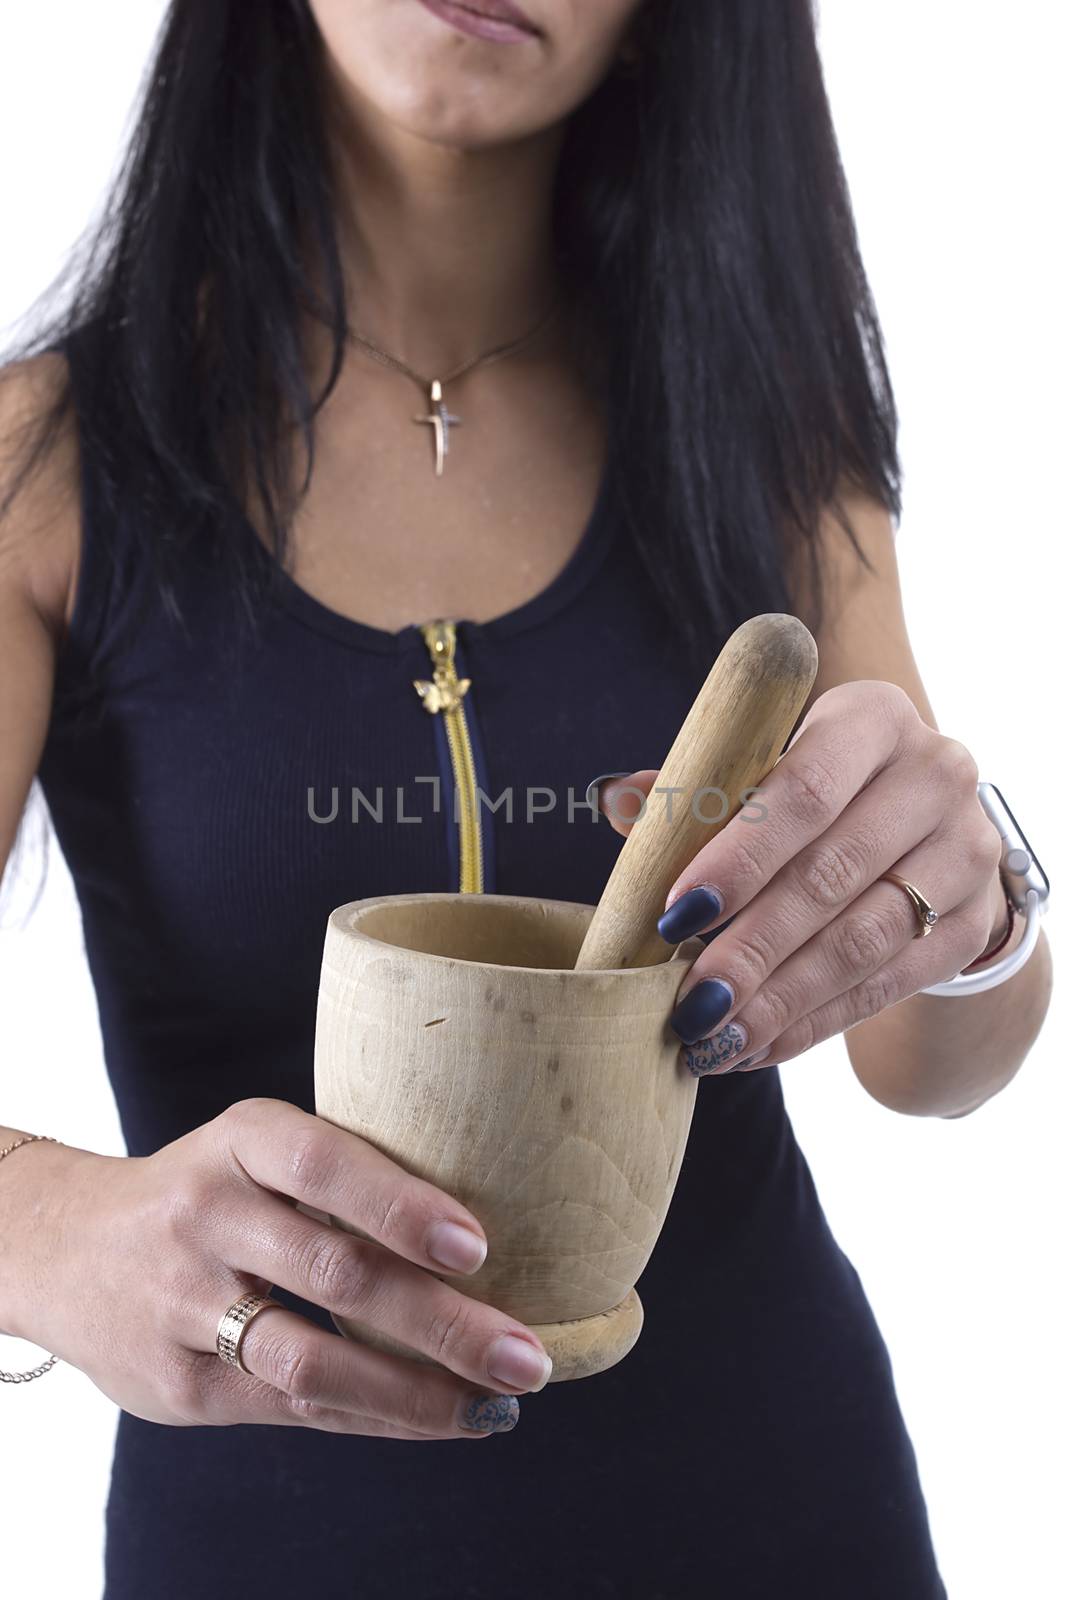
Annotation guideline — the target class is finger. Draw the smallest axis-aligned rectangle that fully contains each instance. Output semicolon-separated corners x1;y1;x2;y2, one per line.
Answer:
192;1298;520;1438
205;1363;466;1440
681;836;972;1072
668;767;945;1027
739;892;995;1073
237;1300;521;1436
167;1344;438;1438
207;1188;552;1393
216;1097;491;1280
588;769;658;836
660;683;911;938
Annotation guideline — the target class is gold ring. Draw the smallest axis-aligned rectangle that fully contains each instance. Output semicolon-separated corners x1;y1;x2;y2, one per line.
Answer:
216;1291;283;1374
881;872;939;938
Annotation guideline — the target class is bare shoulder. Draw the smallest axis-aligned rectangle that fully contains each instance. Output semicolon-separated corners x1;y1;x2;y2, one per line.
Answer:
0;349;81;638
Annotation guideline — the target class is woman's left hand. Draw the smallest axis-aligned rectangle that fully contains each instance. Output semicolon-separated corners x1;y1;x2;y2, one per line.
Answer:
597;680;1009;1076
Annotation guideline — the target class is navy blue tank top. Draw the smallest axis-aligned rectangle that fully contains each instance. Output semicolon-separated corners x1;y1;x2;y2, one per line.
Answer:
37;337;946;1599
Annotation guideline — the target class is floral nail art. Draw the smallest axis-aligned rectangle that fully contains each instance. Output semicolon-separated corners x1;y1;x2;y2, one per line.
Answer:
684;1022;750;1077
459;1394;521;1434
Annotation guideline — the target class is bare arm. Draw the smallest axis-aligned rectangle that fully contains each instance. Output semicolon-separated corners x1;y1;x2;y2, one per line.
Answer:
0;357;77;859
0;357;91;1332
798;489;1052;1116
0;355;80;1166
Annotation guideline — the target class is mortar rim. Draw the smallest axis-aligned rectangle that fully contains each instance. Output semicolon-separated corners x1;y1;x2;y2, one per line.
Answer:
323;892;705;981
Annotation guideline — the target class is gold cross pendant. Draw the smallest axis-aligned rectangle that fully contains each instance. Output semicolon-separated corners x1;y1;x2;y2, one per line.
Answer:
413;379;462;477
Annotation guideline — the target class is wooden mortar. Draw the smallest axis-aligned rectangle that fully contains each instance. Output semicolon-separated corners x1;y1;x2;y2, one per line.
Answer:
314;614;818;1382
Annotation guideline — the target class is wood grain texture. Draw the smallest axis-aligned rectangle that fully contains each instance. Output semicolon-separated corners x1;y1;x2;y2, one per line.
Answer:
574;613;818;972
314;894;704;1382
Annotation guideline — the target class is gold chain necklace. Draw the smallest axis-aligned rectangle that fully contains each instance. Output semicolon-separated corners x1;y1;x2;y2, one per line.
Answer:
346;301;560;477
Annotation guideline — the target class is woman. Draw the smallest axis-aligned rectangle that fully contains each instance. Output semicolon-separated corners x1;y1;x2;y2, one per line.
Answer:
0;2;1051;1596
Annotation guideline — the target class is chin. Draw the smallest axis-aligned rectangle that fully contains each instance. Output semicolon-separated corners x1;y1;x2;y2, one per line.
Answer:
314;0;618;154
355;40;562;150
379;76;533;149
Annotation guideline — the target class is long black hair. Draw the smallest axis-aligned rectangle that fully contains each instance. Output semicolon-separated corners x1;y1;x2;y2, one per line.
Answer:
2;0;899;666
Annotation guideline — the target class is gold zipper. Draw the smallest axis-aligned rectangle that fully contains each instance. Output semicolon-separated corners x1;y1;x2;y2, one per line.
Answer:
414;620;484;894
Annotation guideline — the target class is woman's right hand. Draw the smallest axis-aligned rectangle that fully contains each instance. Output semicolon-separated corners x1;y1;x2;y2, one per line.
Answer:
2;1098;552;1437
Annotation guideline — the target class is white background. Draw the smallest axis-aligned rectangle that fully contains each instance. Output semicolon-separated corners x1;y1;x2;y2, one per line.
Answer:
1;3;1064;1596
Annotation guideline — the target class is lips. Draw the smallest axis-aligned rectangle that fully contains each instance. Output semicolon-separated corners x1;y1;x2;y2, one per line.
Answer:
417;0;540;45
452;0;537;32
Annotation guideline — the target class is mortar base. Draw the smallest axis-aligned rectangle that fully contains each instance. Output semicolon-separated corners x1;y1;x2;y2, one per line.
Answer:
528;1287;644;1382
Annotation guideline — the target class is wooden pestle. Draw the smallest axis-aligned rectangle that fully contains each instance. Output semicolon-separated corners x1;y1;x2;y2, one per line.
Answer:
574;614;819;972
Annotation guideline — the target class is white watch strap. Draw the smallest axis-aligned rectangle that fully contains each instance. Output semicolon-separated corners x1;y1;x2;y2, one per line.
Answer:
921;888;1045;997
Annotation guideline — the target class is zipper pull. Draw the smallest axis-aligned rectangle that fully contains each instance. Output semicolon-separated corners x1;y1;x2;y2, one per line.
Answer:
414;620;472;715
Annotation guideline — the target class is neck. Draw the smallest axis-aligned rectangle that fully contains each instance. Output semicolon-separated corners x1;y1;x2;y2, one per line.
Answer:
324;91;567;376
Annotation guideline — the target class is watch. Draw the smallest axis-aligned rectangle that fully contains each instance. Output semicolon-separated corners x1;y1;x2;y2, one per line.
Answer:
922;781;1049;996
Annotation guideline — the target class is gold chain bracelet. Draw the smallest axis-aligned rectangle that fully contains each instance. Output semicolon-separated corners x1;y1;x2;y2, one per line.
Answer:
0;1134;63;1384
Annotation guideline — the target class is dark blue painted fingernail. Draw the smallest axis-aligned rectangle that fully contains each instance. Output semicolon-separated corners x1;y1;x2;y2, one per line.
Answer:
658;885;724;944
584;772;632;814
459;1393;521;1434
669;978;735;1045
